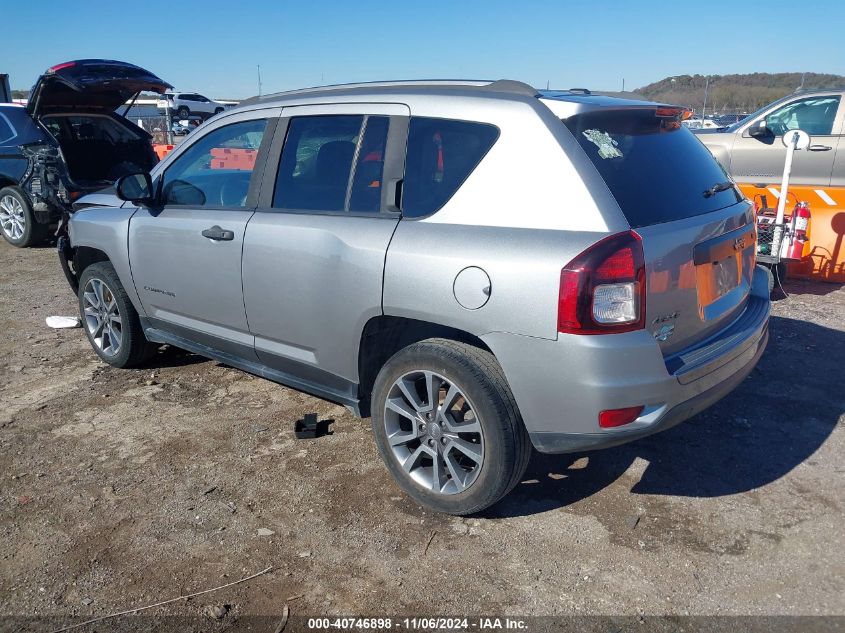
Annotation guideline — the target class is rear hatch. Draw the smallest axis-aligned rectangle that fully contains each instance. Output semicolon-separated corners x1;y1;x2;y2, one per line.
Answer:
27;59;172;117
563;106;756;355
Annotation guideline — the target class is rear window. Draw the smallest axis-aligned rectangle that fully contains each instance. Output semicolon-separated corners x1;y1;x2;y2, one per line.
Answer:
564;109;741;228
401;117;499;218
0;113;15;144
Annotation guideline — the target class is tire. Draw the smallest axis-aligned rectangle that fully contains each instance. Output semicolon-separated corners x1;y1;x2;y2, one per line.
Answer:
176;106;190;119
0;186;48;247
78;262;156;368
214;107;224;115
762;264;775;295
772;262;787;291
762;262;786;297
371;338;532;515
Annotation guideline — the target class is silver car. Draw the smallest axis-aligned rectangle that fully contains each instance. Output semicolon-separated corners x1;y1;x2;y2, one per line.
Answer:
61;80;770;515
695;89;845;187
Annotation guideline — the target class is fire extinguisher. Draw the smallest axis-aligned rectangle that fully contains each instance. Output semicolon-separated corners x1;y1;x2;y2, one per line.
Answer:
783;201;811;260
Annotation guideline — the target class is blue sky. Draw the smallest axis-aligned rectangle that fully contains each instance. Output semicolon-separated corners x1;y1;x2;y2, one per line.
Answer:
3;0;844;98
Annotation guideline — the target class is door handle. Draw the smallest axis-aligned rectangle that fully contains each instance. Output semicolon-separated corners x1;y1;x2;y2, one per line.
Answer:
385;178;403;212
808;144;832;151
201;225;235;241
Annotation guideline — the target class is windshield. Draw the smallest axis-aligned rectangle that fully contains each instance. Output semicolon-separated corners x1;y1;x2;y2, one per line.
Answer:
565;109;742;228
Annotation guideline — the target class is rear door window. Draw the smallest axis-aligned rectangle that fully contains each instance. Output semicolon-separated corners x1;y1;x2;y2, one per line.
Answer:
349;116;389;213
273;114;390;213
401;117;499;218
564;109;742;228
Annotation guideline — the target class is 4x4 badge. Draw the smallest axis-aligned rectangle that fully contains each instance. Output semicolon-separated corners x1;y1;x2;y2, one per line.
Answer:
734;237;746;250
654;324;675;342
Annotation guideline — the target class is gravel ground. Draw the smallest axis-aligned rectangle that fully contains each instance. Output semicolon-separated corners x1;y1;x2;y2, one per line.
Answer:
0;239;843;631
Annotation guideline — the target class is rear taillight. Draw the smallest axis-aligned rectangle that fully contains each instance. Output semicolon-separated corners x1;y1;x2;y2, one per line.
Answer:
47;61;76;74
558;231;645;335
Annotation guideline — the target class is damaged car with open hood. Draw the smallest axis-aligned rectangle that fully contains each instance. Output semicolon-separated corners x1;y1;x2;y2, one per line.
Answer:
0;59;172;247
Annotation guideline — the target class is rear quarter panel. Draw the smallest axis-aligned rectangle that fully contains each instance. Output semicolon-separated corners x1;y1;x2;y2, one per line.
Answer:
0;107;48;185
0;153;27;184
383;223;604;341
384;95;629;341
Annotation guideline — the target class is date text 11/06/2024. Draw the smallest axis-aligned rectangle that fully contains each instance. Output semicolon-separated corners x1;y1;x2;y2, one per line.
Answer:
306;617;528;630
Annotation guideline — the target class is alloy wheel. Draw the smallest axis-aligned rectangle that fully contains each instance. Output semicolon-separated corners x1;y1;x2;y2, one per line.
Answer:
0;195;26;241
82;278;123;357
383;370;484;495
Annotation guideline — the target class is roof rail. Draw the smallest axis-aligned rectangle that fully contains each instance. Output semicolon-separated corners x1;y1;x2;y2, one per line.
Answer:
480;79;539;97
792;86;845;94
242;80;489;105
241;78;539;105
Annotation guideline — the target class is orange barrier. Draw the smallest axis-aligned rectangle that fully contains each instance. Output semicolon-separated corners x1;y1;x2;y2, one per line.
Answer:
738;183;845;283
210;147;257;171
151;144;258;170
153;144;175;160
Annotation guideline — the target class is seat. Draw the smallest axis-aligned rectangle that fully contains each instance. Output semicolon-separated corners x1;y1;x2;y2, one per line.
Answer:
310;140;356;210
76;123;97;139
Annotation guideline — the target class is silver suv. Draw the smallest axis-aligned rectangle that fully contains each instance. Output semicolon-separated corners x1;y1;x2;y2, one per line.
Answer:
61;80;770;515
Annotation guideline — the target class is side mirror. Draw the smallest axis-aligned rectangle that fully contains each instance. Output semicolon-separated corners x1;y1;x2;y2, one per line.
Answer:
748;119;770;138
115;172;155;205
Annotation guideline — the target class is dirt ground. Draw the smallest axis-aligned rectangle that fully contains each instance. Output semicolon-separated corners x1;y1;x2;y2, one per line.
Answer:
1;239;843;631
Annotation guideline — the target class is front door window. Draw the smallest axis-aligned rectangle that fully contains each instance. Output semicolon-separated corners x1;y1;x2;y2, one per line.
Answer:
161;118;267;208
766;96;840;136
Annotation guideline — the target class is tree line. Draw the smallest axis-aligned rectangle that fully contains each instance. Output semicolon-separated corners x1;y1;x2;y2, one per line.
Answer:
635;72;845;114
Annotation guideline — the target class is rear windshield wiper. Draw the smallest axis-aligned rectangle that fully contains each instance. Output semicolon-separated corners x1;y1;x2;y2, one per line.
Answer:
703;181;734;198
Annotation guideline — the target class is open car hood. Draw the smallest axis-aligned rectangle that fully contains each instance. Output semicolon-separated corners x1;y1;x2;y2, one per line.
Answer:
27;59;172;117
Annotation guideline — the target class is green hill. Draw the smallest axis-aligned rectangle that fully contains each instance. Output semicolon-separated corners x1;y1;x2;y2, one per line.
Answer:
636;73;845;114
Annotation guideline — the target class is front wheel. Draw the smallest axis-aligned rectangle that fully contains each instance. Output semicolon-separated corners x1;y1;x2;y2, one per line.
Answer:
176;106;190;119
78;262;156;368
371;339;532;515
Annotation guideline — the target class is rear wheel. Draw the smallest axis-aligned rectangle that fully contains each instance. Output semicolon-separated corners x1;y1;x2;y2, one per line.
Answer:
772;262;787;291
0;186;47;248
762;262;787;296
78;262;156;368
371;339;531;515
214;107;224;115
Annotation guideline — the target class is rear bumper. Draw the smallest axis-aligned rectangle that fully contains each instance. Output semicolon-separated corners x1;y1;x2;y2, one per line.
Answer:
482;265;771;454
528;327;767;452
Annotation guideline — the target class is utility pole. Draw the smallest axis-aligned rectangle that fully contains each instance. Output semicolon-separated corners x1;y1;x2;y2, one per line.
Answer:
701;76;710;120
800;72;806;90
165;103;173;145
622;77;625;93
257;65;262;97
